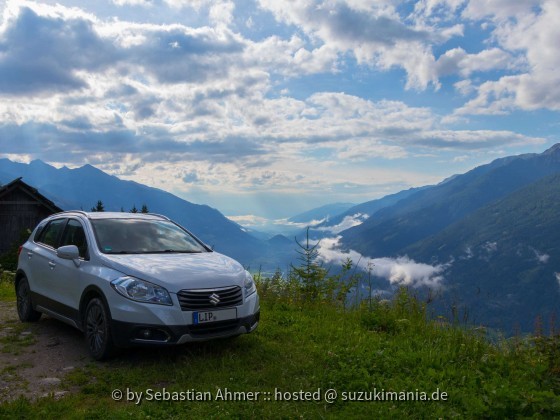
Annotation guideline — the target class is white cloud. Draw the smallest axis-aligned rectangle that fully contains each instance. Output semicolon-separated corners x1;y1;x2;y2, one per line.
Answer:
457;0;560;114
316;236;448;288
453;79;474;96
436;47;514;78
227;214;270;227
532;248;550;264
462;0;540;21
318;213;368;234
482;241;498;253
257;0;461;90
209;0;235;26
112;0;152;6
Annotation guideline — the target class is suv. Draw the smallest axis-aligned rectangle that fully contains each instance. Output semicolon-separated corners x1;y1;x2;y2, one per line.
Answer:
15;211;260;360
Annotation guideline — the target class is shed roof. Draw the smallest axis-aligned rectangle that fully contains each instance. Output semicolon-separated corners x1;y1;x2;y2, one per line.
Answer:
0;177;63;213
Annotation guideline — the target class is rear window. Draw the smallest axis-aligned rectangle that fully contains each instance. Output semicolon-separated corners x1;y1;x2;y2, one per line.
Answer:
90;219;208;254
36;218;67;248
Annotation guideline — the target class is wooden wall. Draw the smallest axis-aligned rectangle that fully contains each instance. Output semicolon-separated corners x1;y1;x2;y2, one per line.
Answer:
0;187;55;255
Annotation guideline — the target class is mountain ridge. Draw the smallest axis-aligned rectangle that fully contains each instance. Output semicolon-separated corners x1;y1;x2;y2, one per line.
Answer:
340;144;560;257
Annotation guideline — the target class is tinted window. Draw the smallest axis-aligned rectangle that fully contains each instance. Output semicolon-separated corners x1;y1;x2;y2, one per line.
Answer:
59;219;89;259
91;219;208;254
33;222;48;242
36;219;66;248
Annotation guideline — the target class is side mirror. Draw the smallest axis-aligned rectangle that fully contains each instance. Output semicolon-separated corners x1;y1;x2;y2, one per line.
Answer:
57;245;81;267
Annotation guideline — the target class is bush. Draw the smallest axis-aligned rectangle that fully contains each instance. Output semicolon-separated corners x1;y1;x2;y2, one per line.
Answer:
0;228;31;271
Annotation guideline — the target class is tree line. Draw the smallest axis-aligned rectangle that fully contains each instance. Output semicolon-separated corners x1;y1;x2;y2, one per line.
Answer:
90;200;149;213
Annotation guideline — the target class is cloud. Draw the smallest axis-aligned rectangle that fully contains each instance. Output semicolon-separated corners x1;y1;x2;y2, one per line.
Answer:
462;0;540;20
226;214;270;227
0;2;249;94
435;47;514;78
456;0;560;114
414;130;545;150
0;0;554;214
274;218;325;228
532;248;550;264
0;6;117;94
112;0;152;6
257;0;462;90
182;170;199;183
0;122;268;164
482;241;498;253
317;213;369;234
316;236;448;288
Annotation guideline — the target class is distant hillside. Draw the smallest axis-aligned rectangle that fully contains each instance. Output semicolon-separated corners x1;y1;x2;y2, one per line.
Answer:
404;172;560;333
267;234;292;246
314;187;423;233
0;159;263;264
341;144;560;257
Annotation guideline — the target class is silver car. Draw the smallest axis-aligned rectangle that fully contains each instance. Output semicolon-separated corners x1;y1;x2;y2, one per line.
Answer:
15;211;260;360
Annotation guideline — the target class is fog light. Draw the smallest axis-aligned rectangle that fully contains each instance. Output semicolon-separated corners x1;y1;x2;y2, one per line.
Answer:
139;329;152;339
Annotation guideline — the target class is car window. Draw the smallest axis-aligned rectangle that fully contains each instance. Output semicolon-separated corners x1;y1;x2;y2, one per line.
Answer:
59;219;89;259
91;219;208;254
36;218;67;249
33;222;48;242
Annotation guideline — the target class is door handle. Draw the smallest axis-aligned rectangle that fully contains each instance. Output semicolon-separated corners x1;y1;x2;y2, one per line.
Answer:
48;261;56;269
27;252;33;258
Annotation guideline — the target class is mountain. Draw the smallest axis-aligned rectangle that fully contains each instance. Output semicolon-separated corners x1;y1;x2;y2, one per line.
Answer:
267;234;292;246
404;172;560;333
288;202;355;224
0;158;263;264
313;187;424;234
340;144;560;257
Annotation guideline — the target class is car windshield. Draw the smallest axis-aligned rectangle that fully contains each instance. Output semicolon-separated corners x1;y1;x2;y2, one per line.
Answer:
90;219;208;254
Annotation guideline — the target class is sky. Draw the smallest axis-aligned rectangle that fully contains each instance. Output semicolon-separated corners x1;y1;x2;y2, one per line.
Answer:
0;0;558;224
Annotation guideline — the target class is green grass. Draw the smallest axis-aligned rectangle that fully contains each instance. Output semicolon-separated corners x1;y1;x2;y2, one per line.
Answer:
0;271;15;301
0;273;558;418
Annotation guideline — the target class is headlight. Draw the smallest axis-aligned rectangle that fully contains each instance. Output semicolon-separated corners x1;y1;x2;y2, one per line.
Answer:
244;271;256;297
111;276;173;306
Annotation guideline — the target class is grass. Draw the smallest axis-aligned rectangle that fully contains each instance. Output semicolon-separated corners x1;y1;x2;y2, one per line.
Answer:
0;271;15;301
0;322;37;355
0;272;558;418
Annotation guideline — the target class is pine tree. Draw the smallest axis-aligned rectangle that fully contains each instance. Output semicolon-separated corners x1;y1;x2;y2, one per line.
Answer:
130;205;138;213
290;228;327;301
91;200;104;212
141;204;149;213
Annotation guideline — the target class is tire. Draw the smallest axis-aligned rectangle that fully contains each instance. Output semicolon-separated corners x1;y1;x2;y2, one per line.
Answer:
16;276;42;322
84;297;115;360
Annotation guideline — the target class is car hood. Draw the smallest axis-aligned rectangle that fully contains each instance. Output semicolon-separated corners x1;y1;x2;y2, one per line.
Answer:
99;251;246;293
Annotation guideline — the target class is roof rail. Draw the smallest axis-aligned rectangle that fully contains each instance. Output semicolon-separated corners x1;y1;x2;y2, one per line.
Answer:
53;210;90;217
147;212;170;220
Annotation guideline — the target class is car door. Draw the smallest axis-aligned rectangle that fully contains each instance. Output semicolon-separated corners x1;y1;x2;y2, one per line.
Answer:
27;217;67;305
48;218;91;317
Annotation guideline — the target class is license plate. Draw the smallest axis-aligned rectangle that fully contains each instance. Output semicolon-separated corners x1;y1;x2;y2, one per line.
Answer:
193;308;237;324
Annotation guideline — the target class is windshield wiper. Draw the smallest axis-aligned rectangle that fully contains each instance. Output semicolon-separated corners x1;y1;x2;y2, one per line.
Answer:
148;250;203;254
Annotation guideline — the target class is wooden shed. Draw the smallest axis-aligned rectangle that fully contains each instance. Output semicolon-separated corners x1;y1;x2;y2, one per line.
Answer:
0;178;62;255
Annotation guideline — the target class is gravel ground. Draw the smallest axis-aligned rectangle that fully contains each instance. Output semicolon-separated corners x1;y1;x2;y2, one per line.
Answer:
0;300;91;402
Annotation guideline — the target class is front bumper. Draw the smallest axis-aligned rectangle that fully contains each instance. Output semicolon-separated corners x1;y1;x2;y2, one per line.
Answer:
110;310;260;347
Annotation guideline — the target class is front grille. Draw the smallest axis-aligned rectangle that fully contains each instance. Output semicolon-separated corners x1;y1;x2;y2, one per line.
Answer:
177;286;243;311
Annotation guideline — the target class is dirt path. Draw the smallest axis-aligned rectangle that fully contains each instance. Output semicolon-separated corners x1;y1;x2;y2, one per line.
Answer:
0;300;91;402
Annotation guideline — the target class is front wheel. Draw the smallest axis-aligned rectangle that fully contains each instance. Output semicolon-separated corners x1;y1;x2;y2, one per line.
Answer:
84;297;114;360
16;277;42;322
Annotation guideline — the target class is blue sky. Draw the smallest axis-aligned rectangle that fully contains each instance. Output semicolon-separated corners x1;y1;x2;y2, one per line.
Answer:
0;0;558;225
